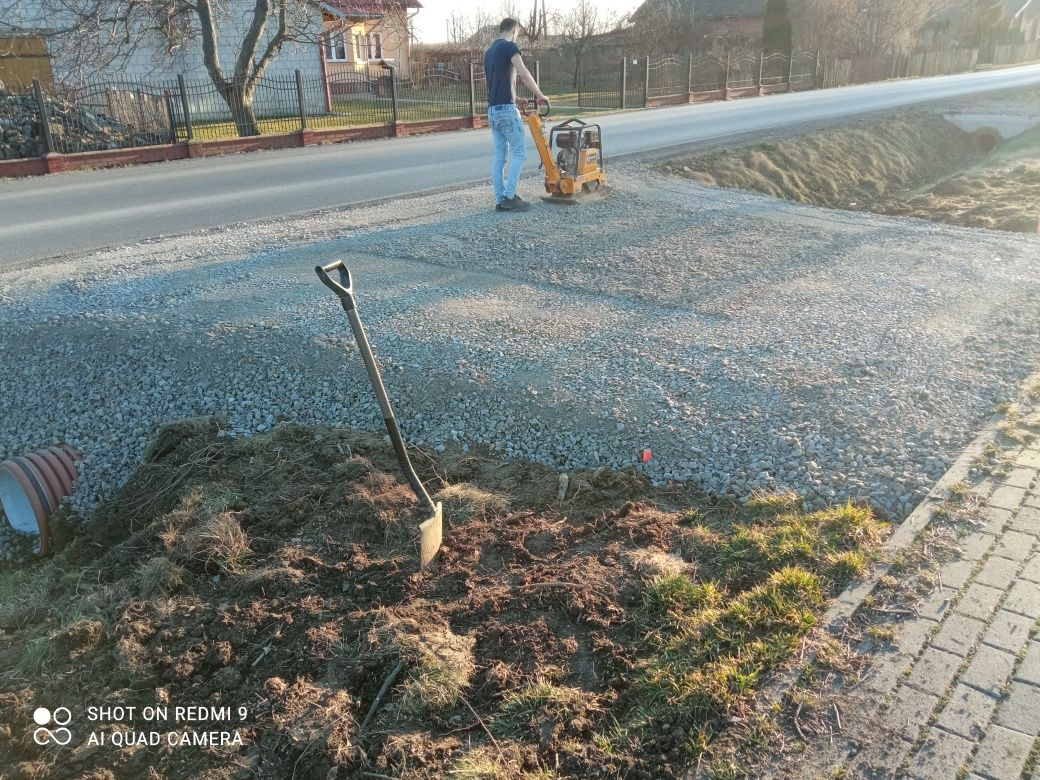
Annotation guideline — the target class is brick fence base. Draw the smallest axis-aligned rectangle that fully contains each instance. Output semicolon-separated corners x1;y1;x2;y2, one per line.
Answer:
0;116;488;179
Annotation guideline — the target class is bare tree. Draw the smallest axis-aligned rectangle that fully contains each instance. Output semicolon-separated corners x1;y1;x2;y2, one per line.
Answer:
792;0;947;56
952;0;1009;46
790;0;858;53
447;8;496;45
526;0;550;42
560;0;610;88
626;0;694;56
498;0;522;22
852;0;949;55
762;0;793;53
6;0;405;136
180;0;314;136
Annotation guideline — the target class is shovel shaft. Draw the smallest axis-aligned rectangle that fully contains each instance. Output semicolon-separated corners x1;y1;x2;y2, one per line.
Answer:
345;307;437;514
316;261;436;514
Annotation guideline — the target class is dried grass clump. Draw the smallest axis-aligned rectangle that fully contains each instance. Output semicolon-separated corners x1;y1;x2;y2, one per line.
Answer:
492;680;602;740
266;677;355;765
53;617;105;662
142;417;219;464
136;556;189;597
436;483;509;521
368;609;476;720
450;746;506;779
445;742;536;779
624;549;695;579
116;634;150;675
178;512;251;573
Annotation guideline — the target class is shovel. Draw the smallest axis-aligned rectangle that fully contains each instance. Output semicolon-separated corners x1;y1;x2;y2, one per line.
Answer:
315;260;443;569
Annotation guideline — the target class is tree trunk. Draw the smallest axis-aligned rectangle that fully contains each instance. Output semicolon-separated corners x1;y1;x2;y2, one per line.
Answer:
220;80;261;137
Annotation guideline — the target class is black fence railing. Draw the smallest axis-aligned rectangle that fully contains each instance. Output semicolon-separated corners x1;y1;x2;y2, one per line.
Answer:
1;40;1037;163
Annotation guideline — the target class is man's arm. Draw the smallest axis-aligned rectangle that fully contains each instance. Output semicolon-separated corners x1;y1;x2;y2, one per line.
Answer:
511;52;547;102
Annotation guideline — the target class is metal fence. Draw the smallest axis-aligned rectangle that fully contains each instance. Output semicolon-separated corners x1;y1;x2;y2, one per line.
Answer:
647;56;687;99
2;39;1039;162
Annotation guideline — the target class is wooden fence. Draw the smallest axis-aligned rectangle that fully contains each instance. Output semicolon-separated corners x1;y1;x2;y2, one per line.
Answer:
822;47;983;89
992;40;1040;66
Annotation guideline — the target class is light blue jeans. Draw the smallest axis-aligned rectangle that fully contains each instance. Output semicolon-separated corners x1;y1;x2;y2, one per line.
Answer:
488;103;527;203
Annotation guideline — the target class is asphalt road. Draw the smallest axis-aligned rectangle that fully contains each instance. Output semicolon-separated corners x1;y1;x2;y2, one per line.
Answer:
3;62;1040;267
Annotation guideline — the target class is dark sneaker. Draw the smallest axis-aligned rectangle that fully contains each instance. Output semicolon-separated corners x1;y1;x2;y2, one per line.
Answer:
505;195;532;212
495;201;509;211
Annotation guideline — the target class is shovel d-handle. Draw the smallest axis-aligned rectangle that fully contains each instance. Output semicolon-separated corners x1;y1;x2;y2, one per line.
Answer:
314;262;442;568
315;260;355;310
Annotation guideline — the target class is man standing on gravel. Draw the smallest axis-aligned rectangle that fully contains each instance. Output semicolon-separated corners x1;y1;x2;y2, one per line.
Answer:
484;18;547;212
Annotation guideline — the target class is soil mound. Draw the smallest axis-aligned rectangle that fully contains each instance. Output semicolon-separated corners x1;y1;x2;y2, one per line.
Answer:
0;421;886;779
665;102;1040;233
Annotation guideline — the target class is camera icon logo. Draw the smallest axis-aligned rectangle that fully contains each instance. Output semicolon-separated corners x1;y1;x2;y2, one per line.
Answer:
32;707;72;746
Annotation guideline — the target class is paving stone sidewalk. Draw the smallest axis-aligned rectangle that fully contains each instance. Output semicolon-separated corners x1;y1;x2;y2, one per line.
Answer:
849;444;1040;779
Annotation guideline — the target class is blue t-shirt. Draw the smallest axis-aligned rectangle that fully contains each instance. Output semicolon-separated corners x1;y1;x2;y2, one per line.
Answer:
484;39;521;107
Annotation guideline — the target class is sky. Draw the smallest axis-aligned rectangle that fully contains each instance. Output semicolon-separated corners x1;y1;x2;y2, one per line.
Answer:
412;0;640;43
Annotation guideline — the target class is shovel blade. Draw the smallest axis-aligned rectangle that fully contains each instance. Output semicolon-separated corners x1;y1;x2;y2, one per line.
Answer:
419;502;443;569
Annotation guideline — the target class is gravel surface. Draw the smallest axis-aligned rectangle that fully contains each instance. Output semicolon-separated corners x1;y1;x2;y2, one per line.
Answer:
1;160;1039;528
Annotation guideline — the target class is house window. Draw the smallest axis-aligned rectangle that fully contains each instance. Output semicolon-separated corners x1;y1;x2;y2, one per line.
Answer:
353;32;382;60
324;33;347;61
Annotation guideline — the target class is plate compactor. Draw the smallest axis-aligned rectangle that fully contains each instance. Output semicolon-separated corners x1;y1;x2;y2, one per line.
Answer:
517;98;607;203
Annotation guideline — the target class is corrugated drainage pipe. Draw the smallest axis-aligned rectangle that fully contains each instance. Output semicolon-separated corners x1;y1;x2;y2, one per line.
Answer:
0;446;80;556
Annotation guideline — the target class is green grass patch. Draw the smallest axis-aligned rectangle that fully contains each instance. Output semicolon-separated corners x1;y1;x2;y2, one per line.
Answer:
625;567;822;753
450;750;504;779
682;507;706;523
948;481;971;503
703;502;886;589
643;575;722;621
706;758;744;780
606;503;887;763
744;489;802;514
868;624;897;643
10;635;57;680
182;86;612;141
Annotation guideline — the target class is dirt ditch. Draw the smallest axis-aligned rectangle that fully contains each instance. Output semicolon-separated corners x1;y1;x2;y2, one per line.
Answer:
663;91;1040;233
0;420;888;780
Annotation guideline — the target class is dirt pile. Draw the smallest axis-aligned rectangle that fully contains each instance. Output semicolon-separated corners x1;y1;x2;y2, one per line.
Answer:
878;124;1040;232
664;107;1040;233
0;421;887;780
664;114;983;208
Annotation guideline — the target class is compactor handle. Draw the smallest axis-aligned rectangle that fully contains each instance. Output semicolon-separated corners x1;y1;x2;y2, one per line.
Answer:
517;98;551;117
